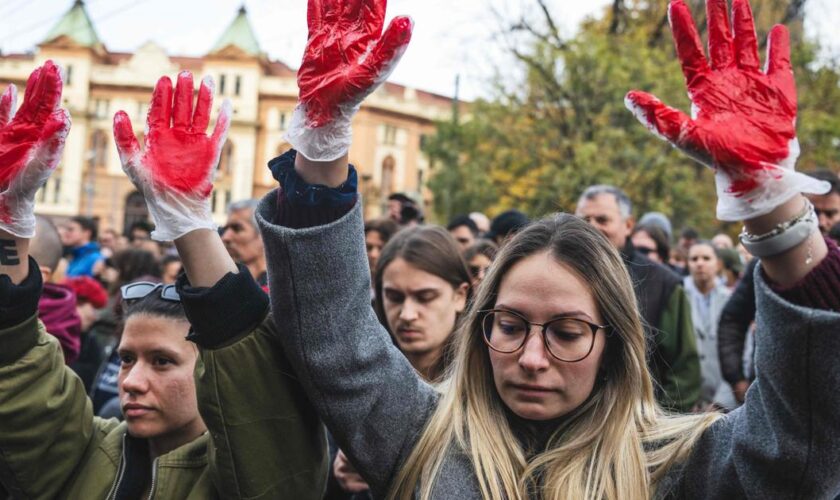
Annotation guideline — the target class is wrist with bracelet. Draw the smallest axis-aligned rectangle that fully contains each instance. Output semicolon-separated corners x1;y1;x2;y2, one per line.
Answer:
739;198;818;262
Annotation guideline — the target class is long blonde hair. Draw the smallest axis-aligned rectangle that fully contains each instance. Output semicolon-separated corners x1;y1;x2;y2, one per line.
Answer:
389;214;720;500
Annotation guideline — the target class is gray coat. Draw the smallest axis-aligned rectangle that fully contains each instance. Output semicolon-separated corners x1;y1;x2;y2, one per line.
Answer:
257;195;840;499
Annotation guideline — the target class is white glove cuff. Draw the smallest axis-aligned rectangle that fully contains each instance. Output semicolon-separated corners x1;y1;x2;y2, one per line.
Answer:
715;167;831;221
284;103;356;162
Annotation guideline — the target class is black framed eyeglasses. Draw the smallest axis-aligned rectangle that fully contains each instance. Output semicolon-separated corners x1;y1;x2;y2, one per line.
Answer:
480;309;608;362
120;282;180;303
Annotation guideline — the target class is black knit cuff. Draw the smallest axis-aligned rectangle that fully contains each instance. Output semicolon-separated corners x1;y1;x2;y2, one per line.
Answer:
177;264;269;349
770;237;840;312
0;256;43;330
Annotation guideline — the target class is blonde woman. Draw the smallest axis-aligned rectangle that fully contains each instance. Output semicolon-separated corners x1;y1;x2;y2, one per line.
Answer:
236;0;839;498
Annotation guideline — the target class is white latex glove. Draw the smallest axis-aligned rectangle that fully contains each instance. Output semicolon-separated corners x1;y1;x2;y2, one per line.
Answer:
285;0;414;161
113;72;231;241
625;0;829;221
0;61;71;238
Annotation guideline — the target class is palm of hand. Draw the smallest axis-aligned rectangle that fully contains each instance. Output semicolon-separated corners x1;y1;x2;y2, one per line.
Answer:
297;0;413;128
687;68;796;193
0;121;41;193
143;127;216;199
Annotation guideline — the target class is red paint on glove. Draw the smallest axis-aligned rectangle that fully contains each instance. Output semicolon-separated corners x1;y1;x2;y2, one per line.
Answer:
0;61;69;225
626;0;796;197
113;73;228;199
297;0;413;128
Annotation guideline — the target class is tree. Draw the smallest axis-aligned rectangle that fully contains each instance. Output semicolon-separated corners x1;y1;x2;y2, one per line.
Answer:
425;0;840;235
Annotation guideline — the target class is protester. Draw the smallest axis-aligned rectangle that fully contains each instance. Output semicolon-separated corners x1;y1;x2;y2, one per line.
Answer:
98;227;122;258
469;211;491;235
446;214;479;251
638;211;674;241
128;220;154;246
364;217;399;286
463;239;498;287
221;199;267;286
242;2;840;498
805;169;840;235
683;242;736;410
387;193;423;227
66;275;109;391
677;227;699;253
576;184;701;411
60;215;104;277
486;209;530;246
30;215;81;364
160;254;182;285
711;233;734;249
631;223;670;264
717;247;744;290
717;258;759;404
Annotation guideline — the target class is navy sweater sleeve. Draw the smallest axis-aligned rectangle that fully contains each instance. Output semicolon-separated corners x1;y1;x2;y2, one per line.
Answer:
268;149;358;229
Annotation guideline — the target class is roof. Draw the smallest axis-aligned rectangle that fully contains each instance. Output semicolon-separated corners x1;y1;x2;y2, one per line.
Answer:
210;6;261;57
43;0;101;48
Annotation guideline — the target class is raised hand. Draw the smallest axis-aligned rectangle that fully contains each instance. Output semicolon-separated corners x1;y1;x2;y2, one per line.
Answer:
0;61;71;238
286;0;414;161
113;72;231;241
625;0;829;221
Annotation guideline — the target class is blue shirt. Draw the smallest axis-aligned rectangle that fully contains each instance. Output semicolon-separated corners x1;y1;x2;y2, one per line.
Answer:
66;242;103;277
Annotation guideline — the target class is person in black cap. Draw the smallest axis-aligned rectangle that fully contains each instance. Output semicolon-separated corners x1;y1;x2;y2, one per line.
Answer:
486;209;530;246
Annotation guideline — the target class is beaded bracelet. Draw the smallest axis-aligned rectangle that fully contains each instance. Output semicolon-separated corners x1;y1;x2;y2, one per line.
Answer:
739;199;818;261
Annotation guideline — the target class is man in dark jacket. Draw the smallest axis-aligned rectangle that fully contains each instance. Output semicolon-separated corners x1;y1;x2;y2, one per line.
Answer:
576;185;701;411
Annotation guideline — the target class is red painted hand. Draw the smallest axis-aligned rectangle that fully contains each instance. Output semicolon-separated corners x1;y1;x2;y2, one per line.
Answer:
625;0;828;220
114;72;231;241
286;0;413;161
0;60;71;237
298;0;413;128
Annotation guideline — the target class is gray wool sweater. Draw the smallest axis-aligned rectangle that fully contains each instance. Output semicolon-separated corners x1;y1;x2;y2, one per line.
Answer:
256;194;840;499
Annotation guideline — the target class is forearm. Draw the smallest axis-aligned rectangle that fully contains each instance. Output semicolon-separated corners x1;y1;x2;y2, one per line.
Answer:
0;230;29;285
744;195;827;287
173;229;238;288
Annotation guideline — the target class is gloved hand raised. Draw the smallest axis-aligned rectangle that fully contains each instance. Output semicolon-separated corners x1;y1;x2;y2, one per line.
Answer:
625;0;830;221
113;72;231;241
0;61;71;238
286;0;414;162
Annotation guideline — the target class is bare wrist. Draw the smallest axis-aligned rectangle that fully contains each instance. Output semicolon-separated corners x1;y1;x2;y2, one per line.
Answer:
294;151;349;188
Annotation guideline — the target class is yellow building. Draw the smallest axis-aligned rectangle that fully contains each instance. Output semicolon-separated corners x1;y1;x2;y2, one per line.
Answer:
0;1;454;231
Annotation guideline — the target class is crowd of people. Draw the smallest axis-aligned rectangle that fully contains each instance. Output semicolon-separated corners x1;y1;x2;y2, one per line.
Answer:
1;0;840;498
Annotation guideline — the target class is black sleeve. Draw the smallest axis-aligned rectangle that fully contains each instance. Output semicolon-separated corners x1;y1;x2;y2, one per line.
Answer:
717;258;758;385
0;257;43;364
176;264;269;349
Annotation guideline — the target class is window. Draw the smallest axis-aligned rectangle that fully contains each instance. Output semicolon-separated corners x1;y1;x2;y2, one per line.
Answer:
279;112;286;130
383;125;397;146
93;100;109;119
234;75;242;96
137;101;149;122
219;74;226;95
65;65;73;86
90;130;108;168
217;139;234;176
381;156;395;196
52;178;61;204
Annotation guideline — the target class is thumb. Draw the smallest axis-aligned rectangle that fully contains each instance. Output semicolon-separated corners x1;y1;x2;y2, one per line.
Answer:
624;90;692;145
113;111;142;167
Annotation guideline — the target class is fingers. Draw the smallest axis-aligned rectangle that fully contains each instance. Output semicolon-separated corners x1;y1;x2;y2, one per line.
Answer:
211;99;232;147
322;0;341;24
766;25;796;107
307;0;323;33
15;66;41;120
706;0;735;70
732;0;760;72
18;61;62;126
0;85;17;127
342;0;364;23
625;90;692;146
364;16;414;80
172;71;194;130
192;76;214;133
113;111;142;164
668;1;709;86
365;0;387;32
34;109;71;170
148;76;173;130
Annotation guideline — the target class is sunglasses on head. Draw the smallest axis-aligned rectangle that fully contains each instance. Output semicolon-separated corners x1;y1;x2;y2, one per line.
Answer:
120;282;180;302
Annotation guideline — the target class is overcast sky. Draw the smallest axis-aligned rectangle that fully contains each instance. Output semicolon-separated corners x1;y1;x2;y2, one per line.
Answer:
1;0;838;100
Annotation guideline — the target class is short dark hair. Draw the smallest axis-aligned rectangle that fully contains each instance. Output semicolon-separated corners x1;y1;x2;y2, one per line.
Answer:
805;169;840;195
446;214;479;236
364;218;400;242
463;239;498;262
71;216;98;241
124;288;187;323
128;220;154;240
388;192;413;204
680;227;699;241
633;223;671;264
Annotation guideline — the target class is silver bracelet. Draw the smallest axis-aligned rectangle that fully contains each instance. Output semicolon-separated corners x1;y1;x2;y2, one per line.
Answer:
739;199;818;259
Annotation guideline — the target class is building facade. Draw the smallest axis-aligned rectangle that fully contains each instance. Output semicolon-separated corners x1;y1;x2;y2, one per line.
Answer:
0;1;454;232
